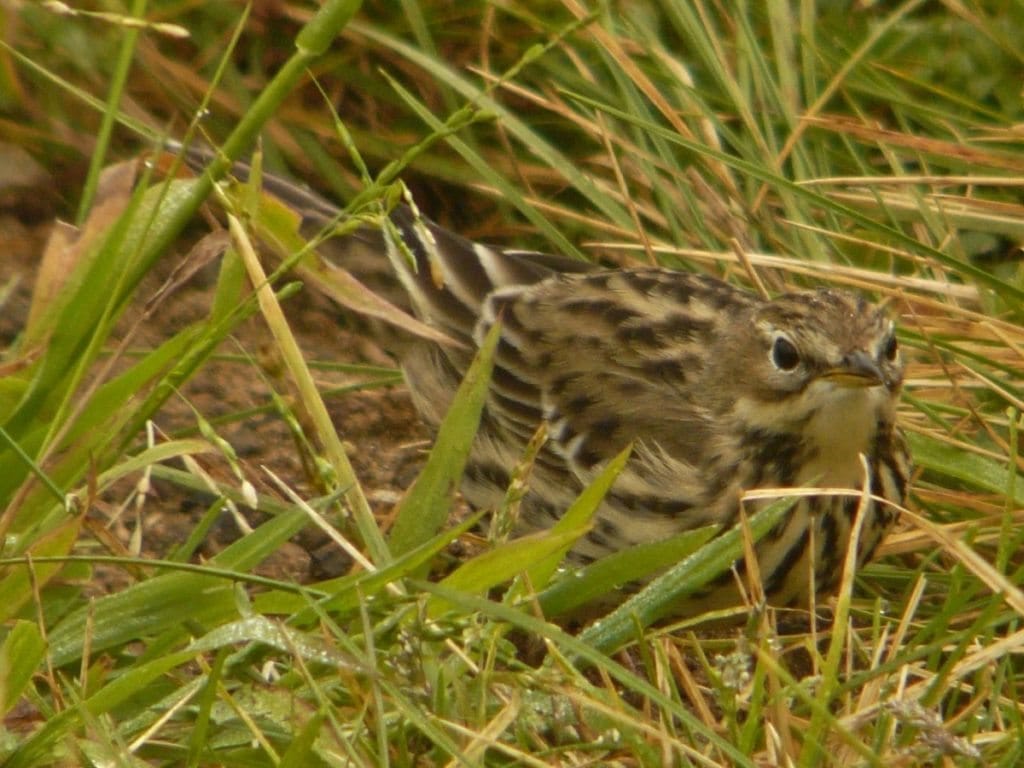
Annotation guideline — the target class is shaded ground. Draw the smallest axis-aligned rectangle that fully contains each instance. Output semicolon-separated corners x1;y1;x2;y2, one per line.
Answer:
0;157;430;591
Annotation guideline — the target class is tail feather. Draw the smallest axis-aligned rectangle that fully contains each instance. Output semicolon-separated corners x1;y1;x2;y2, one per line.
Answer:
175;143;593;343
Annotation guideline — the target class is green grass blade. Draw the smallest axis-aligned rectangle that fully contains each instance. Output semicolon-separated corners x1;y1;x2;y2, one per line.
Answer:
520;443;632;591
433;527;582;615
908;431;1024;506
537;524;718;618
45;509;309;667
578;498;794;653
0;621;46;716
388;323;499;559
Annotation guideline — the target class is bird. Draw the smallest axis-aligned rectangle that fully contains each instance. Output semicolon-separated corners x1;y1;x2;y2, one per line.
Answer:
184;150;911;616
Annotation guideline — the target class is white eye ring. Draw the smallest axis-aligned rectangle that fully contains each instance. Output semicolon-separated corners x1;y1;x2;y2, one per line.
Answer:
882;322;898;362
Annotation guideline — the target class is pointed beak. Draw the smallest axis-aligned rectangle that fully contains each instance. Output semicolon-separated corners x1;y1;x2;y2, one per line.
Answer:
823;350;885;388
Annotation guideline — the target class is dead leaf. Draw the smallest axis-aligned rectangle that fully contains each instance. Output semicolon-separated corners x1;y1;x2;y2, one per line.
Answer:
25;159;139;344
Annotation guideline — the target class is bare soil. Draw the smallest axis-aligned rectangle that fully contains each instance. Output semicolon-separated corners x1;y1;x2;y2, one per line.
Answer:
0;165;430;592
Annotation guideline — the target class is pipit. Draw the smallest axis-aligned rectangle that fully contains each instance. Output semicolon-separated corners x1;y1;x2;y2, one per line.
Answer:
192;157;911;615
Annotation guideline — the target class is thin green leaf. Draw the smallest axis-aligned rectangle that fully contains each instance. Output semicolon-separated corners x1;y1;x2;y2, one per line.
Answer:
433;527;582;615
537;524;718;618
578;497;795;653
45;509;309;667
0;621;46;716
256;510;485;620
0;519;80;623
388;323;499;559
4;648;199;768
522;443;632;591
279;710;327;768
908;431;1024;506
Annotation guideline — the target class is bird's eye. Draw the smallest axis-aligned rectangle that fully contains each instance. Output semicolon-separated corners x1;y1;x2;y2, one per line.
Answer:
771;336;801;371
883;333;898;361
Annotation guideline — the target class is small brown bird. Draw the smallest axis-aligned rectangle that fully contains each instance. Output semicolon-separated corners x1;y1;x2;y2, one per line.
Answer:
198;156;911;615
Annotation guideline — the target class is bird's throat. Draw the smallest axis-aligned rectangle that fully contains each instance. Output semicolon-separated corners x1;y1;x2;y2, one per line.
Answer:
799;384;890;489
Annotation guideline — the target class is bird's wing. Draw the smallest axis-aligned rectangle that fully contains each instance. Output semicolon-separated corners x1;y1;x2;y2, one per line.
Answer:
475;268;754;476
178;149;735;487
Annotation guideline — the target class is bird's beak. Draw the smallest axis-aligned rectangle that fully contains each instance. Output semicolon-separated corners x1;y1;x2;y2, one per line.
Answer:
824;351;885;388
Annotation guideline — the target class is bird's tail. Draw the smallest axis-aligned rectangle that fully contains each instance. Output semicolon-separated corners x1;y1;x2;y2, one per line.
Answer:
170;143;591;347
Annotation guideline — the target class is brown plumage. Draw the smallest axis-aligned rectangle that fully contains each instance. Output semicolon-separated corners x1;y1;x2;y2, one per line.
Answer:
191;155;911;615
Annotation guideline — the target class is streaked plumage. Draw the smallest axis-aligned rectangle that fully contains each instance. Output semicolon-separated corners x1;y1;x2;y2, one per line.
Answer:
196;157;911;614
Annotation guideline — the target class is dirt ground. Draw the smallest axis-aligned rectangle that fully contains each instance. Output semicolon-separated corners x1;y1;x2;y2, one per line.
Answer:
0;152;431;590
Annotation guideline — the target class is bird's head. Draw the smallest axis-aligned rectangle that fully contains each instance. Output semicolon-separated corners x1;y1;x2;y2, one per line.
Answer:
708;289;903;437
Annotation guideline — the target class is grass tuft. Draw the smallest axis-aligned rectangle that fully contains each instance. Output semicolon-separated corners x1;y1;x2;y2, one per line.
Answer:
0;1;1022;764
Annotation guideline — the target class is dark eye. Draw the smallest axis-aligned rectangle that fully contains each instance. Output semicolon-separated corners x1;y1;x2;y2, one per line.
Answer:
884;333;898;361
771;336;801;371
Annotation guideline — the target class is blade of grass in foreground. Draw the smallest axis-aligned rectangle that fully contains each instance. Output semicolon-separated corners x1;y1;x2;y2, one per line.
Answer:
387;322;499;561
907;431;1024;506
518;444;632;592
412;578;757;767
258;510;487;621
44;508;309;667
431;527;583;617
0;621;46;717
578;498;793;653
537;523;718;618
